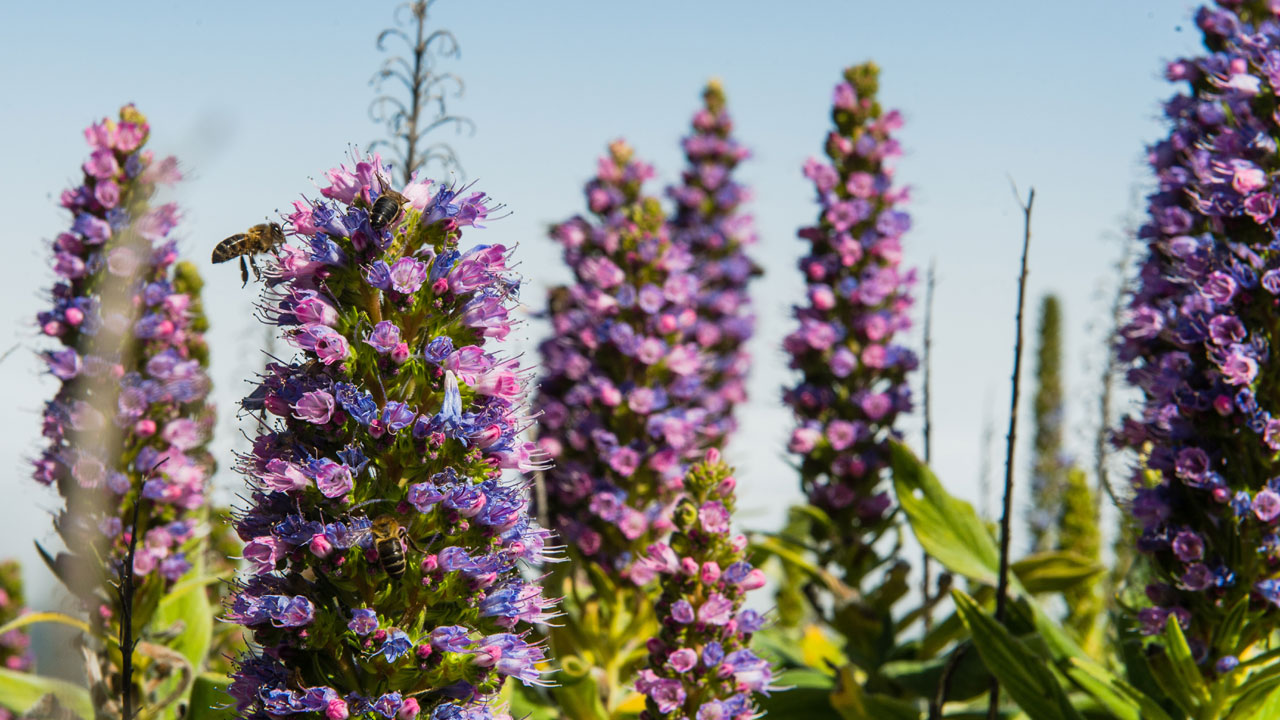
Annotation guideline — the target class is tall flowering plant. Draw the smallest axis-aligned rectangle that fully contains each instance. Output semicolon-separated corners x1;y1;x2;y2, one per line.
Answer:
536;139;709;574
782;63;916;593
226;152;556;720
667;81;758;448
530;139;708;716
633;450;773;719
29;105;214;716
1116;1;1280;675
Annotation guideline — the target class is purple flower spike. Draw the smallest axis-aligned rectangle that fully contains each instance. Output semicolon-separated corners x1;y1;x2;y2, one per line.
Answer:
784;64;916;586
667;81;760;449
32;105;214;704
635;450;774;718
227;151;555;720
1116;3;1280;674
534;139;711;575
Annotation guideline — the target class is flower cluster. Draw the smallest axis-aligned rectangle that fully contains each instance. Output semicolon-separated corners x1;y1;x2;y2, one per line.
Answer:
782;64;917;580
633;450;773;719
535;139;710;574
32;106;213;630
227;151;556;720
666;81;759;448
0;560;33;675
1116;3;1280;670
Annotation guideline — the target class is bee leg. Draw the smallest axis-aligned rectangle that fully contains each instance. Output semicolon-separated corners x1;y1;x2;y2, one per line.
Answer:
239;257;249;287
249;255;262;282
399;526;427;554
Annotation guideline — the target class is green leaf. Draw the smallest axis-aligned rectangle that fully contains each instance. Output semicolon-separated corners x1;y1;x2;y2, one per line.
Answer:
548;655;610;720
1062;657;1172;720
0;669;92;720
1011;551;1104;595
952;591;1083;720
1158;614;1210;713
185;674;237;720
1212;596;1250;657
151;560;213;719
506;683;561;720
830;663;922;720
891;442;1000;586
1226;676;1280;720
880;649;991;703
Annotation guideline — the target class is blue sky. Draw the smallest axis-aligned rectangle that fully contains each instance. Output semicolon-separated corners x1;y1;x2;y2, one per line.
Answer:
0;1;1202;609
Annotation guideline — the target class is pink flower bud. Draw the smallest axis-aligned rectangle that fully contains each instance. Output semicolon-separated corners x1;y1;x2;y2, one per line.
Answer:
704;447;721;464
431;278;449;294
741;568;768;590
398;699;420;719
680;557;699;575
309;533;333;558
326;699;349;720
134;419;157;437
65;307;84;326
700;561;721;584
421;555;438;573
390;342;410;364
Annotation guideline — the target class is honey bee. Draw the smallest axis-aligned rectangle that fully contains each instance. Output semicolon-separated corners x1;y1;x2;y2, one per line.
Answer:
366;515;424;579
370;172;408;231
211;222;286;286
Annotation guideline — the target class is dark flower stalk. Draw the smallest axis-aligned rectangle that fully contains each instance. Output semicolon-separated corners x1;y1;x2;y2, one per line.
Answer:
536;139;710;575
226;151;556;720
782;63;917;590
666;81;759;448
1117;1;1280;674
32;105;214;714
633;450;773;719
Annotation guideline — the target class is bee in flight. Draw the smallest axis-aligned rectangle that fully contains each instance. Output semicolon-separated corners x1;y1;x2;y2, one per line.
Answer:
369;172;408;231
211;222;286;286
365;514;424;579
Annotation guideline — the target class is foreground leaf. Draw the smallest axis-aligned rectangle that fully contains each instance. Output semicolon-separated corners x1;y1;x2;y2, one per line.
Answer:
952;591;1082;720
890;442;999;586
0;670;92;720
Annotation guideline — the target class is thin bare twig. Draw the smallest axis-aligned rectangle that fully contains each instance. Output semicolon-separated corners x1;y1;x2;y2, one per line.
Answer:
989;186;1034;720
921;259;937;632
368;0;474;183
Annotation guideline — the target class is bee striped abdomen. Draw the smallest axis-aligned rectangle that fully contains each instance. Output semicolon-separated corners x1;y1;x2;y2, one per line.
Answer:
211;236;247;263
377;540;407;578
370;195;401;230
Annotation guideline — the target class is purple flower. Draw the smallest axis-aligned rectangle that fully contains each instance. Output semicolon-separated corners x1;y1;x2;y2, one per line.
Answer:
33;105;215;699
638;453;770;717
536;139;709;573
365;321;401;354
1117;7;1280;674
348;608;378;635
388;257;427;295
228;151;553;719
293;390;336;425
784;65;915;617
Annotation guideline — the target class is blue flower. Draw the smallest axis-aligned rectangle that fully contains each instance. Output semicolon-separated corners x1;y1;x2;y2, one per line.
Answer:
378;630;412;663
348;608;378;636
425;336;454;364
